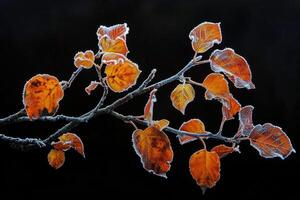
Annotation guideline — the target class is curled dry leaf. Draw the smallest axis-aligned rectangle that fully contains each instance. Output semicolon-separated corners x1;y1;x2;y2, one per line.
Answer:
97;23;129;41
189;149;221;194
144;89;157;122
105;59;141;92
153;119;170;131
85;81;100;95
179;119;206;145
59;133;85;158
222;94;241;121
52;141;71;151
74;50;95;69
48;149;65;169
23;74;64;119
210;48;255;89
236;105;255;136
102;52;126;65
211;144;236;158
132;126;173;178
170;83;195;114
189;22;222;53
249;123;295;159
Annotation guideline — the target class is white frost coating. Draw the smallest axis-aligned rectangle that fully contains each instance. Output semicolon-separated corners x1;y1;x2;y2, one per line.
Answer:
189;22;222;52
131;129;173;179
210;48;255;89
249;123;296;160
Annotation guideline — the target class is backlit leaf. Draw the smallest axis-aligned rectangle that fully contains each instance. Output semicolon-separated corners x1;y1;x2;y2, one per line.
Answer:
144;89;157;122
170;83;195;114
59;133;85;158
202;73;230;107
23;74;64;119
189;22;222;53
48;149;65;169
249;123;295;159
74;50;95;69
132;126;174;178
211;144;236;158
97;23;129;41
99;36;129;55
104;59;141;92
210;48;255;89
189;149;221;194
179;119;206;145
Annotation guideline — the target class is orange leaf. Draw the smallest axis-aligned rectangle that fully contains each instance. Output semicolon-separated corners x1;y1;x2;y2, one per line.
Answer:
132;126;174;178
48;149;65;169
202;73;230;107
52;141;71;151
170;83;195;114
23;74;64;119
210;48;255;89
105;59;141;93
99;36;129;56
189;149;221;194
236;105;255;136
74;50;95;69
211;144;236;158
85;81;100;95
179;119;206;145
153;119;170;131
102;52;126;65
97;23;129;41
144;89;157;122
249;123;295;159
222;94;241;121
59;133;85;158
189;22;222;53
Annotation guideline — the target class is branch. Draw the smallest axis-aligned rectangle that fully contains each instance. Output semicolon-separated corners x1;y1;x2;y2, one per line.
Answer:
0;109;25;126
0;57;211;150
109;111;247;144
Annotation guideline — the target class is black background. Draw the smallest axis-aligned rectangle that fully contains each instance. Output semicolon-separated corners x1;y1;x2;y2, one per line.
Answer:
0;0;299;199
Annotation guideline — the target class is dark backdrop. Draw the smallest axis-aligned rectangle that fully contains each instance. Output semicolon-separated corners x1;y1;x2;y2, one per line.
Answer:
0;0;299;199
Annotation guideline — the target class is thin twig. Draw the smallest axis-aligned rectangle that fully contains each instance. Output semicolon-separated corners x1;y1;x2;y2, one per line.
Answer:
62;67;83;89
109;111;247;144
0;109;26;126
0;57;213;150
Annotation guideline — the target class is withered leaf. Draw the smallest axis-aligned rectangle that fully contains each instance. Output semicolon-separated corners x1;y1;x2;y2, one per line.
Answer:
97;23;129;41
48;149;65;169
59;133;85;158
132;126;174;178
74;50;95;69
179;119;206;145
211;144;236;158
105;59;141;93
222;94;241;121
189;149;221;194
210;48;255;89
189;22;222;53
23;74;64;119
236;105;255;136
144;89;157;122
249;123;295;159
170;83;195;114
